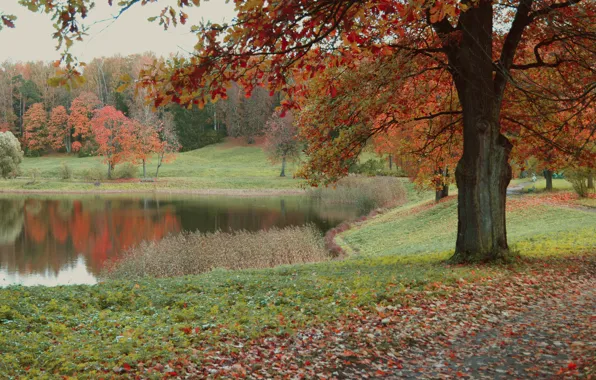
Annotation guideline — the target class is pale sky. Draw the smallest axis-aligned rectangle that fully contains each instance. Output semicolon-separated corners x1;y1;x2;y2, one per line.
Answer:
0;1;236;62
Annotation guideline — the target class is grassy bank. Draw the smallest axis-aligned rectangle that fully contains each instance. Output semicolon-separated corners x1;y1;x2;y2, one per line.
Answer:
2;144;304;193
1;182;594;377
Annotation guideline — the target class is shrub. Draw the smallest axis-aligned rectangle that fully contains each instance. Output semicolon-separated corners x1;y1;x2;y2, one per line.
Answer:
349;158;386;176
28;168;41;183
59;162;73;180
81;167;106;182
0;131;23;179
77;140;98;158
103;225;328;280
566;167;594;198
113;162;138;179
309;176;407;213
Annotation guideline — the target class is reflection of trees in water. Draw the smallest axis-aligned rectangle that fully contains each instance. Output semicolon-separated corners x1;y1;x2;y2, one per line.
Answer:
0;195;359;281
0;199;24;245
0;197;181;277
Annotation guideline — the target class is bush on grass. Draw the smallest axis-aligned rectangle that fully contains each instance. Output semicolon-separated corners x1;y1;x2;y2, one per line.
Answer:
113;162;139;179
80;167;106;182
59;162;73;180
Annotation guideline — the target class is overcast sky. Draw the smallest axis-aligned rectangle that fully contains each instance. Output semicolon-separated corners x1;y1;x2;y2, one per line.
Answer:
0;1;236;62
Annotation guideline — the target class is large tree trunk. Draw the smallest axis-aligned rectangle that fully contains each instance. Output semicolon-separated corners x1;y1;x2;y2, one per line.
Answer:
446;3;513;262
142;160;146;178
588;172;594;189
543;169;553;191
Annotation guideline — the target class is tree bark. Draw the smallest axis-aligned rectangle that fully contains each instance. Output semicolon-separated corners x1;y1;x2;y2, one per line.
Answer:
444;2;513;262
156;154;163;178
280;156;286;177
441;183;449;198
435;167;450;201
389;154;393;170
107;163;112;179
142;159;146;178
587;172;594;189
543;169;553;191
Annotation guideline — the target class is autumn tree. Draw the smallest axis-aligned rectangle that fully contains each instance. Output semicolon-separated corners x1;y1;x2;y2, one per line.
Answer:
13;0;596;262
264;111;301;177
129;119;159;178
47;106;70;152
23;102;48;152
154;113;180;178
68;92;101;152
90;106;134;179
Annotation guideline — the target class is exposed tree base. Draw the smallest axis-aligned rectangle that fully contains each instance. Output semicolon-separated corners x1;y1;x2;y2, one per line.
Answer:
449;248;519;265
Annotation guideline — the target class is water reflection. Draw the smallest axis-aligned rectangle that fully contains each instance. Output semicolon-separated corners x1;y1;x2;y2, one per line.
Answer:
0;195;357;286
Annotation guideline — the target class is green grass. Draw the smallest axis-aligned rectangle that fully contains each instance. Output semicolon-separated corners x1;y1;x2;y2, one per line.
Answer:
0;181;594;377
7;144;304;192
339;195;595;258
510;177;574;193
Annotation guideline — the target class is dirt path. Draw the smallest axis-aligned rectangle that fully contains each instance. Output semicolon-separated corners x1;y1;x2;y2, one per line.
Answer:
389;277;595;379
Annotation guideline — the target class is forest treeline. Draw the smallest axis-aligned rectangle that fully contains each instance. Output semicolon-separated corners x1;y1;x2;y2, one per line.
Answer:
0;53;280;154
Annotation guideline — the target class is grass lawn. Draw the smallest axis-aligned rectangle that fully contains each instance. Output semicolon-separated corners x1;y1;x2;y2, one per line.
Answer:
1;183;594;377
509;177;574;193
3;144;304;192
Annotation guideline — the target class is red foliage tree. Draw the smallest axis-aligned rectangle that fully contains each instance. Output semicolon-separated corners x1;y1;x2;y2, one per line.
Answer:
68;92;101;152
46;106;69;151
23;103;48;152
90;106;134;179
128;119;159;178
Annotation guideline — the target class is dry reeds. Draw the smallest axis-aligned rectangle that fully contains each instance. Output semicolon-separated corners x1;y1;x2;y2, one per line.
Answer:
103;225;328;280
309;176;407;213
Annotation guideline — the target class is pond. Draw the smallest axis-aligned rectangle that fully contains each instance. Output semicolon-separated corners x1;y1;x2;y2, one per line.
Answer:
0;194;360;287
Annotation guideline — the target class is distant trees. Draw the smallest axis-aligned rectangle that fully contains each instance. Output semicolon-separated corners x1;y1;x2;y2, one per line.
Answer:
0;131;23;178
47;106;69;151
224;84;278;144
264;111;301;177
23;103;48;152
68;92;101;153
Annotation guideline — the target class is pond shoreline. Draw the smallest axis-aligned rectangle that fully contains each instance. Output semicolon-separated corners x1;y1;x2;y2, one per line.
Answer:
0;187;306;197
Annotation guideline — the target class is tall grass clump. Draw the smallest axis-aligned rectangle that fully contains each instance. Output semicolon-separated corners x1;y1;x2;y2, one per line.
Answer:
103;225;328;280
59;162;72;180
309;176;407;213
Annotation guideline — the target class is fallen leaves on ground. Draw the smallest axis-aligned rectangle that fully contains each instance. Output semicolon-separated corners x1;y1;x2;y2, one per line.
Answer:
137;255;595;379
